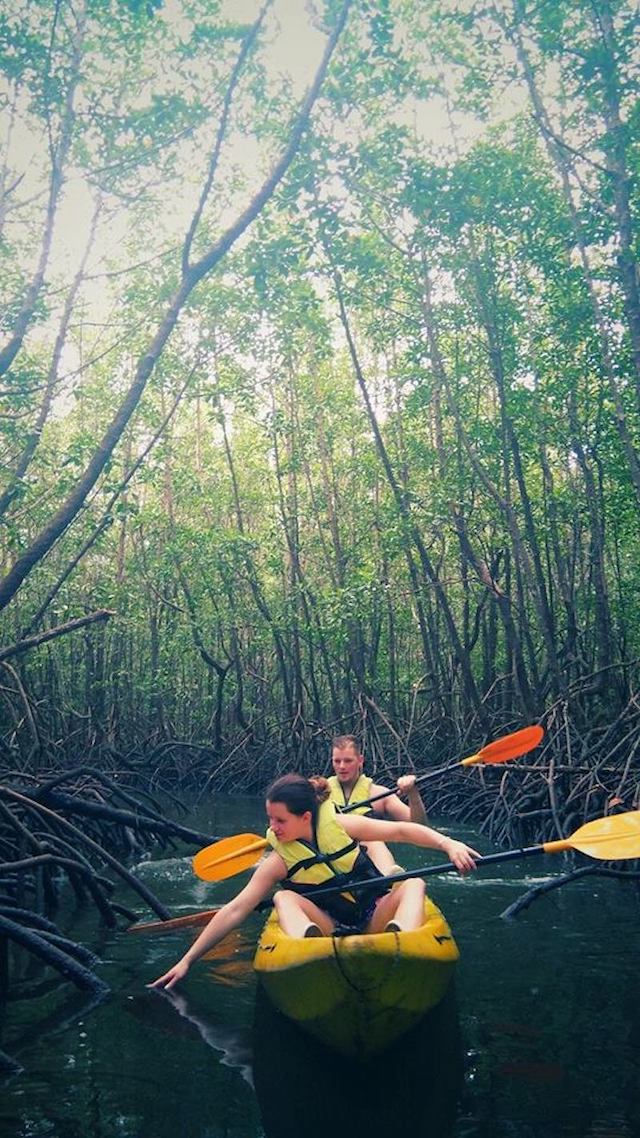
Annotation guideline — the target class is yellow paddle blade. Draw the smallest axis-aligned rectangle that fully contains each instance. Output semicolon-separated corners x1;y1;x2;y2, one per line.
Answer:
544;811;640;860
461;724;544;767
192;833;267;881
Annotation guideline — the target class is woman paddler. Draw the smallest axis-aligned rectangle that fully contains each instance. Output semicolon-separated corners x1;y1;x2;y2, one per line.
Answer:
149;773;479;991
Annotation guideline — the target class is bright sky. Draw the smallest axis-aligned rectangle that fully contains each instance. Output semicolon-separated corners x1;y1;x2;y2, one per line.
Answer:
7;0;521;333
47;1;328;284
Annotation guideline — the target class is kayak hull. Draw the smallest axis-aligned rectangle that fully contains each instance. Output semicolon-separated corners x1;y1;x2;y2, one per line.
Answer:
253;896;458;1058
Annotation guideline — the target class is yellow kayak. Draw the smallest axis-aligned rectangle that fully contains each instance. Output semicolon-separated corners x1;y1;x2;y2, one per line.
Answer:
253;896;459;1058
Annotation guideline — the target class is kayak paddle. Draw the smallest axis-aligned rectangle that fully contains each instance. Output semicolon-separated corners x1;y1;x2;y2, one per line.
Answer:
129;810;640;931
304;808;640;902
192;833;268;881
340;724;544;813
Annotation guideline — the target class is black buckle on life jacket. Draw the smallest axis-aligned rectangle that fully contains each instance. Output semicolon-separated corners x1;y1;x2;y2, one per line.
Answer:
285;838;358;879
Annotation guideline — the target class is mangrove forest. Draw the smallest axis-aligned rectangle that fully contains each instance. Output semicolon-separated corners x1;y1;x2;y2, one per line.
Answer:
0;0;639;1082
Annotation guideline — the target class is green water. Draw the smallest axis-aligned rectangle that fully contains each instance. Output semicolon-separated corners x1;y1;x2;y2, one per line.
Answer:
0;795;638;1137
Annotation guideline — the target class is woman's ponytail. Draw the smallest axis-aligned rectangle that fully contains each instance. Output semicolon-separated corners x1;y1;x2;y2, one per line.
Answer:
309;775;330;803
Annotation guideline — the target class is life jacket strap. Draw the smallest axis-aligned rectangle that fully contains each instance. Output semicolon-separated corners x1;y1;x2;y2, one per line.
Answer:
285;837;359;880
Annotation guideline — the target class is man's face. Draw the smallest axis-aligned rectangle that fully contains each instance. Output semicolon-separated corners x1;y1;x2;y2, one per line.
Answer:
331;744;364;785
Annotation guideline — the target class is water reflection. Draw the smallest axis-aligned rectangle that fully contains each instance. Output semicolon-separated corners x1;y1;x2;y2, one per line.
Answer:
253;982;463;1138
148;989;254;1086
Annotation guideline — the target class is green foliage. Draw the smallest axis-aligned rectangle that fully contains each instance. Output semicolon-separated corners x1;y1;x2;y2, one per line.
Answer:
0;0;638;755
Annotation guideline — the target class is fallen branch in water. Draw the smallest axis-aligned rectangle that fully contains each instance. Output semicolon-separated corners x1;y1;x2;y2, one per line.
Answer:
0;787;173;919
0;770;219;1039
0;912;109;997
500;864;640;920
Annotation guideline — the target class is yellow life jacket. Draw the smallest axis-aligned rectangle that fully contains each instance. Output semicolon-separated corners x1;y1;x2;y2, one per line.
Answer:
327;773;374;815
266;799;360;885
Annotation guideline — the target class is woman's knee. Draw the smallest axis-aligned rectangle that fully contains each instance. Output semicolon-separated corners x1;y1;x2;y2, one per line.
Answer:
406;877;425;896
396;878;425;904
273;891;296;916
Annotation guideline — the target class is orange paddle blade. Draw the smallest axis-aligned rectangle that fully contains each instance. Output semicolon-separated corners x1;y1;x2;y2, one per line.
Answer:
192;833;267;882
127;908;221;933
461;724;544;768
543;810;640;861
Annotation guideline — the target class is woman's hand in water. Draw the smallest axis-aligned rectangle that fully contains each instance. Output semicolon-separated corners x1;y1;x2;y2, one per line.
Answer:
440;838;480;873
148;958;190;991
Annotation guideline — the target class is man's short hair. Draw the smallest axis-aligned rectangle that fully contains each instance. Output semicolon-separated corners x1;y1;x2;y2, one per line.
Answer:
331;734;361;752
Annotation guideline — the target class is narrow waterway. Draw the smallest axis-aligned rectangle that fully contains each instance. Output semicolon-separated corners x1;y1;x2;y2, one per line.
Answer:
1;795;638;1137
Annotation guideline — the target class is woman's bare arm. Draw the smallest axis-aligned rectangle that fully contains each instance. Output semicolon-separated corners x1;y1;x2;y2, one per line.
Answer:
148;852;285;990
341;814;479;872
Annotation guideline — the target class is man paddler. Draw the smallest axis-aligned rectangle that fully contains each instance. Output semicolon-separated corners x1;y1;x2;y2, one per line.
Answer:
327;734;427;874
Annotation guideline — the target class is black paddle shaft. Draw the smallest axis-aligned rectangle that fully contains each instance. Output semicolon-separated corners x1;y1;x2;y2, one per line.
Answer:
255;845;548;910
340;767;446;814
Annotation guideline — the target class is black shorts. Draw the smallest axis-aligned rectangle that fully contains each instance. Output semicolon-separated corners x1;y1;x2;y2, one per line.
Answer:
331;894;380;936
286;850;390;934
